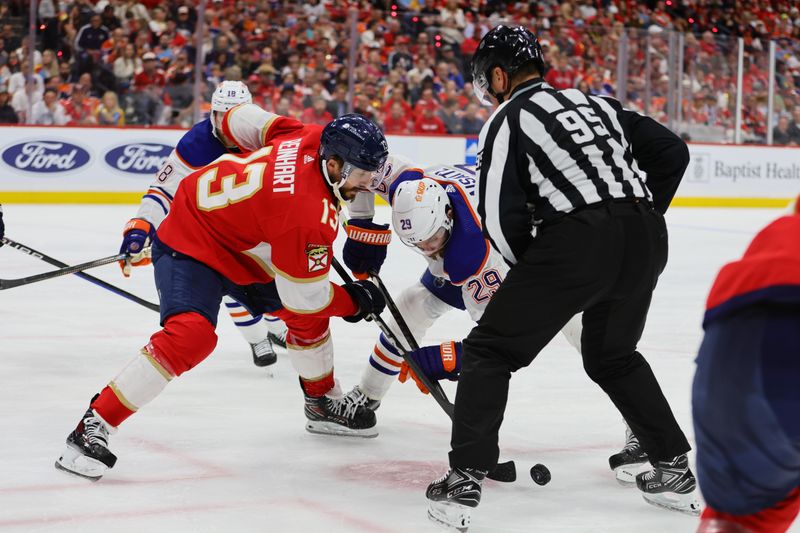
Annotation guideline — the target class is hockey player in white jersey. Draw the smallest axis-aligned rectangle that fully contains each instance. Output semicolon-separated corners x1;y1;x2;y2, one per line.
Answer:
342;161;648;486
118;81;287;367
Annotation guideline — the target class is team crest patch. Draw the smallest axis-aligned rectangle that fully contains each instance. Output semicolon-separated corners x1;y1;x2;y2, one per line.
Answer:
306;244;330;273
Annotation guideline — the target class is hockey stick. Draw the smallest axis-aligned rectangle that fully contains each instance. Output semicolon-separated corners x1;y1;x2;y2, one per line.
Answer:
331;257;455;419
368;271;517;483
1;237;160;312
0;248;130;290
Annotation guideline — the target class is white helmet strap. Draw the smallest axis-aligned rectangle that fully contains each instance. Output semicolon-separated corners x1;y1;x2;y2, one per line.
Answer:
321;158;347;204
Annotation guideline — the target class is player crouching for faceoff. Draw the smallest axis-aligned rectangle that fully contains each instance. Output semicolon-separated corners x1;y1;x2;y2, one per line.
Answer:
342;167;649;487
55;114;389;481
119;81;288;369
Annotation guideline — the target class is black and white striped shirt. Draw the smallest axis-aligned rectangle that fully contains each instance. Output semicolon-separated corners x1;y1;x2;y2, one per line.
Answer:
476;78;688;265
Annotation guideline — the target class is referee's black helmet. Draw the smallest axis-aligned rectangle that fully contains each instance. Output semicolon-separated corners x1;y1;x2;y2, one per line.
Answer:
471;25;545;105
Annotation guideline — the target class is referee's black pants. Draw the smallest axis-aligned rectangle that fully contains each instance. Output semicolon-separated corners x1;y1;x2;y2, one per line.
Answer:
450;200;691;471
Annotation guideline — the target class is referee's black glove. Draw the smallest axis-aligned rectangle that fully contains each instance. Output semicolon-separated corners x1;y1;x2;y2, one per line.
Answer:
342;280;386;323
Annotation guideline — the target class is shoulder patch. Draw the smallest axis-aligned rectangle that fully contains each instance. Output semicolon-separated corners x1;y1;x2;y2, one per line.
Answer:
306;244;331;273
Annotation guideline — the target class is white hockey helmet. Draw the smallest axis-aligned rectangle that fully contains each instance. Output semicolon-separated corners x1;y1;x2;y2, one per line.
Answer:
211;80;252;113
392;178;453;254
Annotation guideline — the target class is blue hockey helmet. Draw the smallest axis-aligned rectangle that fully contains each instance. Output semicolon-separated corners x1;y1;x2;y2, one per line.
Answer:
320;114;389;172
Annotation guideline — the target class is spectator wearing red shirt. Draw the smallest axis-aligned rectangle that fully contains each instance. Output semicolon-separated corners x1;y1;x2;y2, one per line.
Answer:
414;87;439;114
61;84;97;125
414;103;446;134
384;101;412;134
134;52;166;90
382;82;412;116
301;96;333;126
132;52;167;125
545;56;576;90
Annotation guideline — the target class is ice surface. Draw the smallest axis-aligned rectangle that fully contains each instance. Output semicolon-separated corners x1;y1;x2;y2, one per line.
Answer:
0;204;796;533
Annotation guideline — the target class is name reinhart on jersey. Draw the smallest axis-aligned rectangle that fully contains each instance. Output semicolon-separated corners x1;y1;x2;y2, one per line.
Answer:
273;138;301;194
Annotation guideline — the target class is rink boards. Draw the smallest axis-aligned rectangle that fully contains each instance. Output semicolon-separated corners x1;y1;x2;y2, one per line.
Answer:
0;125;798;207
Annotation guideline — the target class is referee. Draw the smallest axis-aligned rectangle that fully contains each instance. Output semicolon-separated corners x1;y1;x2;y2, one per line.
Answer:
426;25;698;530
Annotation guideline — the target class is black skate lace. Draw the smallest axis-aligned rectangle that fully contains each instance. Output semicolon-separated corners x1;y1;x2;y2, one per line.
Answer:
84;415;110;446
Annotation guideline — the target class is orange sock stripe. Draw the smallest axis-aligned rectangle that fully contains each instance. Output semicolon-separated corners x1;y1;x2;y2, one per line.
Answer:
373;346;402;368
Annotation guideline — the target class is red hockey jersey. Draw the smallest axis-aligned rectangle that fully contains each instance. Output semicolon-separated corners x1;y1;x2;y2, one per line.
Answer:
704;213;800;325
156;117;356;318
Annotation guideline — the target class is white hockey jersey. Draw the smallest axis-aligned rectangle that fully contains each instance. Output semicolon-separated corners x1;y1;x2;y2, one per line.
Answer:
350;159;507;321
134;104;284;228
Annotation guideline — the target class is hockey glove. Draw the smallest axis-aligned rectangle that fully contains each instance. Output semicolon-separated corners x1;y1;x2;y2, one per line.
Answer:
342;279;386;323
343;219;391;280
119;218;154;277
398;341;462;395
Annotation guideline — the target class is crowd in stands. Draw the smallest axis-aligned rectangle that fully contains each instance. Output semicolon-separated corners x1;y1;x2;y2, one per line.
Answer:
0;0;799;144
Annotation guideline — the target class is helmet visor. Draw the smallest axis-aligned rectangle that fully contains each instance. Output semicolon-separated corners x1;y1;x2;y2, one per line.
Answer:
472;70;496;106
342;161;384;193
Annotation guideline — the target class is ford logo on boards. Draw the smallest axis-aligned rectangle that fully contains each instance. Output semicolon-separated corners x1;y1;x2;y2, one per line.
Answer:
105;143;172;174
2;141;91;173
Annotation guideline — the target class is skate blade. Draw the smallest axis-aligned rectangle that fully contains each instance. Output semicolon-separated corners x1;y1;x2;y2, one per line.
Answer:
54;445;107;481
642;491;702;516
253;355;278;367
615;462;650;486
427;501;472;532
305;421;378;438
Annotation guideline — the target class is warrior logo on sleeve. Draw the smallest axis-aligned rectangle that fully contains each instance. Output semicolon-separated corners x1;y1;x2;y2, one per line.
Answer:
306;244;331;273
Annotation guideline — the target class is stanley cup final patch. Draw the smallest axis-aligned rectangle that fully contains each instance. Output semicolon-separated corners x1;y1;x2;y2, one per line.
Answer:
306;244;331;273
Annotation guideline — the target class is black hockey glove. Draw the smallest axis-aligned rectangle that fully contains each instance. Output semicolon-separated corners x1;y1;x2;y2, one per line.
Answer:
342;280;386;323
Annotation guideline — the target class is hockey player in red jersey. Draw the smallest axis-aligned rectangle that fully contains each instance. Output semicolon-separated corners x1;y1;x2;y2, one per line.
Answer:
55;113;390;481
693;199;800;533
119;82;289;369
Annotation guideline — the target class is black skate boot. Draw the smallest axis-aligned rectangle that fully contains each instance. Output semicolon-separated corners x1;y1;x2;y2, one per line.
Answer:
302;380;378;438
426;467;487;532
636;454;701;516
250;337;278;367
343;385;381;411
55;397;117;481
268;330;286;349
608;425;649;486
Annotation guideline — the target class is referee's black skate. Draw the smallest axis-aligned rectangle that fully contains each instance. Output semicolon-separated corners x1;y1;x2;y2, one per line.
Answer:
426;467;487;532
55;398;117;481
301;380;378;438
636;454;701;516
609;425;649;486
250;337;277;367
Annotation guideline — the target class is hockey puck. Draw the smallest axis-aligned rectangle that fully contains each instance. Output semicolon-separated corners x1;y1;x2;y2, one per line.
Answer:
530;464;551;486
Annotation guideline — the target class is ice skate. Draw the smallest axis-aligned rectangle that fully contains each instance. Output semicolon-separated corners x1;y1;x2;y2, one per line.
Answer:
636;454;701;516
302;381;378;438
344;385;381;411
426;467;487;532
250;337;278;367
55;399;117;481
609;425;649;486
265;318;287;349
